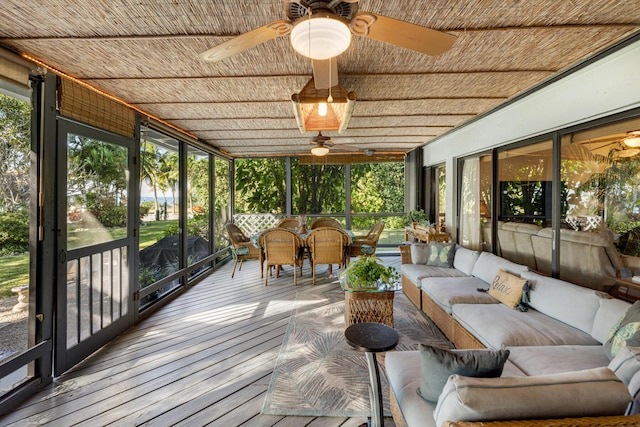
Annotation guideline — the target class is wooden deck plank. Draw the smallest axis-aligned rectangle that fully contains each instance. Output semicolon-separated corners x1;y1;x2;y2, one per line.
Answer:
0;255;402;427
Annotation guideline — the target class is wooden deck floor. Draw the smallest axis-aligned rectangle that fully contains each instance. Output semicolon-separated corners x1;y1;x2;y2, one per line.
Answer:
1;255;405;426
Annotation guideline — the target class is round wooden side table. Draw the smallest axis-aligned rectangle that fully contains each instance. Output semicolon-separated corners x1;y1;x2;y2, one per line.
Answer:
345;322;399;427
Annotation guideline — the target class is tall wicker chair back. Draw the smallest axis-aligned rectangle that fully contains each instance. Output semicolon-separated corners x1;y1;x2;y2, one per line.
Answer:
310;217;342;229
276;217;299;231
259;228;304;286
349;220;385;258
225;223;263;278
305;227;351;284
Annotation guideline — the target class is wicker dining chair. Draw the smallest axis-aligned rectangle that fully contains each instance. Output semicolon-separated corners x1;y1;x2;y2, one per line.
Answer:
276;217;299;231
225;223;263;278
305;227;351;284
349;220;385;259
259;228;305;286
309;217;342;229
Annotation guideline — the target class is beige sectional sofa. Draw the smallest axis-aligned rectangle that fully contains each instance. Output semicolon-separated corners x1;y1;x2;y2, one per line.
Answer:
389;243;640;426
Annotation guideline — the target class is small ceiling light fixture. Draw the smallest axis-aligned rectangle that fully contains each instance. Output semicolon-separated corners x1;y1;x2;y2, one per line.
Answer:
623;131;640;148
310;144;330;156
290;13;352;60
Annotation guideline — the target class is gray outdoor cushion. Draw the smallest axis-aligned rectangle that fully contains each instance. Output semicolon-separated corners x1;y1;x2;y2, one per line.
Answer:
421;276;498;314
591;297;632;343
401;264;466;288
452;303;600;349
507;345;610;376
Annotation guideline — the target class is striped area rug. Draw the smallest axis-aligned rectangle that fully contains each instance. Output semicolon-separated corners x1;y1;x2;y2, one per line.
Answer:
262;289;451;417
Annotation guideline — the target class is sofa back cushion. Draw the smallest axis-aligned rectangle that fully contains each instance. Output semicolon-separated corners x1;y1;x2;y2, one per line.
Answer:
434;367;631;426
591;297;632;343
452;246;480;275
470;252;528;285
522;271;601;334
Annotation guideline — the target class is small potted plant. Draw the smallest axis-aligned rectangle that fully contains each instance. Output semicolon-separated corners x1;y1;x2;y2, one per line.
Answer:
340;256;400;290
402;209;427;228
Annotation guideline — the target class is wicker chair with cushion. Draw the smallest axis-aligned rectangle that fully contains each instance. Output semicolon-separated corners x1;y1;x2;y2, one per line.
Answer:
276;217;299;231
305;227;351;284
349;220;385;259
226;223;263;278
259;228;305;286
310;217;342;229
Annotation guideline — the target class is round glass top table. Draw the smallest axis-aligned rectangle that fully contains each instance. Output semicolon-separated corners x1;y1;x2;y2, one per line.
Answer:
345;322;399;427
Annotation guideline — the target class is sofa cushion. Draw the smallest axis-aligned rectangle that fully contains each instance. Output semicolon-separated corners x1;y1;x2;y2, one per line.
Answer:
507;345;611;376
609;346;640;385
385;351;438;427
452;246;479;275
591;297;632;343
453;303;600;349
605;301;640;360
434;367;631;426
401;264;466;288
470;252;528;285
416;344;509;402
385;351;525;427
410;243;430;265
522;270;601;334
421;277;499;314
426;242;456;268
487;269;526;309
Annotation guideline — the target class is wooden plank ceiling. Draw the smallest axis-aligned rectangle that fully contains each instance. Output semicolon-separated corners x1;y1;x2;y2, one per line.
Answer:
0;0;638;158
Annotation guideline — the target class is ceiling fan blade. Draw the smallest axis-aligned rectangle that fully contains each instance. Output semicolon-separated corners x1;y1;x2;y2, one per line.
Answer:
199;20;291;62
312;59;339;90
351;12;456;56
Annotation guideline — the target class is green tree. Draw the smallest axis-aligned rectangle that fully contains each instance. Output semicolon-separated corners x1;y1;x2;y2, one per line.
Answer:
234;158;286;213
0;94;31;213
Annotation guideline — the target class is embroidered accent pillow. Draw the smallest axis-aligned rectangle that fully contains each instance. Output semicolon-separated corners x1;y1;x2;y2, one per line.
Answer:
426;242;455;268
488;269;526;309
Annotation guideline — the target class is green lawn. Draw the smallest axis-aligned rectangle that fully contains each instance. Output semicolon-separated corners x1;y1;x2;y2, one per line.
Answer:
0;220;176;299
0;220;401;299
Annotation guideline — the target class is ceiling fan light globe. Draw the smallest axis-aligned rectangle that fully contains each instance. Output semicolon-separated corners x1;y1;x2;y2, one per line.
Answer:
291;16;351;60
311;145;330;156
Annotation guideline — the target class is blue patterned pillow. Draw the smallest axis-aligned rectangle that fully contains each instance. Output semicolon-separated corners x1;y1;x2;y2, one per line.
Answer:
426;242;456;268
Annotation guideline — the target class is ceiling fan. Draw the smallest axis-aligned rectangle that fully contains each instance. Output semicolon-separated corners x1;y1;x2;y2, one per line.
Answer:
577;130;640;158
309;131;358;156
199;0;456;89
